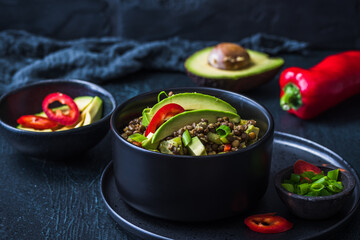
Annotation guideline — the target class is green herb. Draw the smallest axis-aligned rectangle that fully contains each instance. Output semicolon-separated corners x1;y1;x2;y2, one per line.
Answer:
282;183;294;193
128;133;147;143
157;91;168;102
182;130;192;147
327;169;339;181
281;169;343;197
216;125;231;138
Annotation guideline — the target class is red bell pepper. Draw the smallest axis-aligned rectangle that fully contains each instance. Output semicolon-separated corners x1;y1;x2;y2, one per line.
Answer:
17;115;58;130
145;103;185;137
293;160;322;175
280;51;360;119
244;213;293;234
42;92;79;126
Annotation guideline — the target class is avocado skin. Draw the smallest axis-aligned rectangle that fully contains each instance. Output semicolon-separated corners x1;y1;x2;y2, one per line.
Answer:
186;66;282;92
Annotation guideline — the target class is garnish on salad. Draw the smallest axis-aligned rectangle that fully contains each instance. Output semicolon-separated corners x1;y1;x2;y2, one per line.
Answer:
121;91;261;155
17;92;103;132
282;160;343;196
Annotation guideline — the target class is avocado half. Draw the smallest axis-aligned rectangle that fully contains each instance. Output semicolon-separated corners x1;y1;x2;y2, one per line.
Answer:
184;46;284;92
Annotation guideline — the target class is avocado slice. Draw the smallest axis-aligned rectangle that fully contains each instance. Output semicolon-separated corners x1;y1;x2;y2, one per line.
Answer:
151;109;240;143
207;132;222;145
185;46;284;92
57;96;103;130
141;132;160;150
187;136;207;156
143;92;237;126
159;136;184;155
79;96;103;126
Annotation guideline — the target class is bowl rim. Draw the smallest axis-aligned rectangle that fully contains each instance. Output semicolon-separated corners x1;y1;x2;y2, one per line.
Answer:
110;86;274;159
0;79;117;135
274;163;356;201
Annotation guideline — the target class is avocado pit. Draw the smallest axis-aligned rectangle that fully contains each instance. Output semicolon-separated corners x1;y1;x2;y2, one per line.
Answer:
208;43;251;70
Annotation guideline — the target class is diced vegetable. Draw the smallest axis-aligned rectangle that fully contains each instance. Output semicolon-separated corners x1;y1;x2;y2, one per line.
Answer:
182;130;192;147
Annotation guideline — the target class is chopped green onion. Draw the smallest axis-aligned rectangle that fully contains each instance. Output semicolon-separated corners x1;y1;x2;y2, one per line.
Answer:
320;189;331;196
216;125;231;138
290;173;301;183
313;176;328;185
157;91;168;102
182;130;192;147
297;183;310;195
311;174;325;181
282;166;343;197
282;183;295;193
301;171;316;180
128;133;147;142
310;183;325;192
283;179;293;184
327;169;339;181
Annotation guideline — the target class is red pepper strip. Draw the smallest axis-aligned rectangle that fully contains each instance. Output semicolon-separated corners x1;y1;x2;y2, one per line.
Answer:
145;103;185;137
279;51;360;119
244;213;293;234
294;160;322;175
17;115;58;130
42;92;79;126
224;144;231;152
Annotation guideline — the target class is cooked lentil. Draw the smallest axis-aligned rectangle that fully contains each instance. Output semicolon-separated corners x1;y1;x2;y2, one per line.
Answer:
121;113;259;155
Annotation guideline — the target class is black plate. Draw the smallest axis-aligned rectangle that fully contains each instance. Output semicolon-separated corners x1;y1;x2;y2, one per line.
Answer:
100;131;360;240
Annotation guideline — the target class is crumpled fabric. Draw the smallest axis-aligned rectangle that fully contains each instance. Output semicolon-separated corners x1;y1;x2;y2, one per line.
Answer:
0;30;308;94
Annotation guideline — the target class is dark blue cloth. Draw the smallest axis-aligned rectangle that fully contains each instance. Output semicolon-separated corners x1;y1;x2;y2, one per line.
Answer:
0;30;308;94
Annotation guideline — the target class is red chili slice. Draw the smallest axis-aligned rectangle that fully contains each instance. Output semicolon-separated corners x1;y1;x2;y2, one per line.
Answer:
42;92;79;126
145;103;185;137
294;160;322;175
244;213;293;234
17;115;58;130
224;143;231;152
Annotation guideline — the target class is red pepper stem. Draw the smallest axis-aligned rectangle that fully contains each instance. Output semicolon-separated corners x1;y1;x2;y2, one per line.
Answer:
280;83;303;111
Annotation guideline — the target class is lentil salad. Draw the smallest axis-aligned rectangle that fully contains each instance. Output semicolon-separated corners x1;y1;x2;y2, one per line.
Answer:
121;91;260;155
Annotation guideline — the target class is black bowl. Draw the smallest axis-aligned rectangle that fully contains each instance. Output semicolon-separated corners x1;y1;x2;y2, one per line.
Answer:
274;164;356;220
0;79;116;159
110;87;274;221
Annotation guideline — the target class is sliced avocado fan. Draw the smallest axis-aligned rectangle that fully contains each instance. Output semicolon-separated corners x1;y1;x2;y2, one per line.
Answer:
143;92;237;126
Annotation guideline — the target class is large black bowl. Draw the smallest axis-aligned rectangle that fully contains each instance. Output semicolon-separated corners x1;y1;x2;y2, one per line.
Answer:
110;87;274;221
0;79;116;159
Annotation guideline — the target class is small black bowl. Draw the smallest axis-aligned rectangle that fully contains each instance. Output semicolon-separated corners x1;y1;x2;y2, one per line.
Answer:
0;79;116;159
111;87;274;221
274;164;356;220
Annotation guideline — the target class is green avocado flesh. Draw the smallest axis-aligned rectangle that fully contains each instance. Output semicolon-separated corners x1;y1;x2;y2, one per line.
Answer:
17;96;102;131
187;136;207;156
184;47;284;80
143;92;237;126
151;109;240;143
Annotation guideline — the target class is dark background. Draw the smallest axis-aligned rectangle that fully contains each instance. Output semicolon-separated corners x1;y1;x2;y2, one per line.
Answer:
1;0;360;49
1;1;360;240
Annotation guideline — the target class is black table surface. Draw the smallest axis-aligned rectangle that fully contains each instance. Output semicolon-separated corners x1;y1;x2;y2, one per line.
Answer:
1;50;360;239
